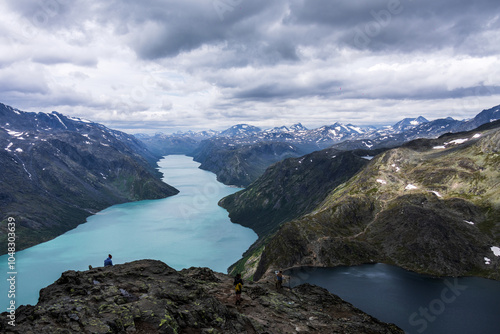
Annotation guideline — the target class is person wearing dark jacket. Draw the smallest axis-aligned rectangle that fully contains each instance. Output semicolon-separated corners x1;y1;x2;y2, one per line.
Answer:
276;270;283;290
233;273;243;305
104;254;113;267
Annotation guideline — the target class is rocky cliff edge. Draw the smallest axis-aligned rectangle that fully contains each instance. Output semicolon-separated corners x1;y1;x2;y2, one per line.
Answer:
1;260;403;334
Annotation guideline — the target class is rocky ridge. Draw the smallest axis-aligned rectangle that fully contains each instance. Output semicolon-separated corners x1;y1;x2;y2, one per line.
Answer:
0;260;403;334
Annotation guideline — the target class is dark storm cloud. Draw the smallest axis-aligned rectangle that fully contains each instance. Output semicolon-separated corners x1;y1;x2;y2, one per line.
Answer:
287;0;500;53
1;0;499;131
95;0;499;106
5;0;92;32
233;79;344;100
361;85;500;101
95;0;282;60
10;0;498;65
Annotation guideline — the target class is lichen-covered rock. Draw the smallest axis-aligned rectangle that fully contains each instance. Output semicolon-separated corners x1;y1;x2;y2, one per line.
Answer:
0;260;403;333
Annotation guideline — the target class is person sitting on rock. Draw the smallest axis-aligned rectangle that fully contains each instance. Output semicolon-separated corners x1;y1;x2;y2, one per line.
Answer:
104;254;113;267
234;273;243;305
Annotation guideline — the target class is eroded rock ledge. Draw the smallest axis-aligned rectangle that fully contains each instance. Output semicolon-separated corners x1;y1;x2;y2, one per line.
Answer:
1;260;403;333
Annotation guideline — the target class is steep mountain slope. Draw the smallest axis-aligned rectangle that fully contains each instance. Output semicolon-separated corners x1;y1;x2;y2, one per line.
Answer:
0;260;404;333
220;148;387;238
458;104;500;131
192;140;302;187
391;116;429;132
229;121;500;281
0;103;178;253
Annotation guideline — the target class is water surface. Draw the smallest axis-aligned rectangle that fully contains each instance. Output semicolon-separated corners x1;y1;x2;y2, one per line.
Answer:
1;155;257;308
287;264;500;334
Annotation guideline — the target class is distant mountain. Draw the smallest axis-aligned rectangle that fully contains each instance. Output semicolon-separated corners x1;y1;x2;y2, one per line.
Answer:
290;123;307;131
220;124;261;137
137;104;500;187
222;121;500;281
392;116;429;132
458;104;500;131
191;140;301;187
0;103;178;253
185;118;459;186
137;130;220;157
327;117;473;152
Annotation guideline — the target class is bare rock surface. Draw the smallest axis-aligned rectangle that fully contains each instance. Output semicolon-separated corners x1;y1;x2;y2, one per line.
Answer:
1;259;403;333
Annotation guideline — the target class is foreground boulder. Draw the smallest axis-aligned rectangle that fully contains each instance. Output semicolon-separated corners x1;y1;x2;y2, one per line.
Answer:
1;260;403;333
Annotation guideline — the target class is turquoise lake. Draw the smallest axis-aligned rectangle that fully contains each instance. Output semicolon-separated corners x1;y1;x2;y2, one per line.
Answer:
2;154;500;334
1;155;258;309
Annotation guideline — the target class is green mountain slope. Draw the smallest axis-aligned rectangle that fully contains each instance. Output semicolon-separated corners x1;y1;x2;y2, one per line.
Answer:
219;148;386;277
0;104;178;253
234;122;500;280
220;148;387;238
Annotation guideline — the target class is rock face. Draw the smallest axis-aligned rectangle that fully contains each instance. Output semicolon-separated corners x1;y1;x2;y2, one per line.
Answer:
220;148;387;239
0;103;178;253
0;260;404;334
219;148;386;278
228;122;500;281
192;140;302;187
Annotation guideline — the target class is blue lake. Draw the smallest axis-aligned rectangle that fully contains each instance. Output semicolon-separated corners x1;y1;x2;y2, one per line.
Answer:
287;264;500;334
2;155;500;334
0;155;258;309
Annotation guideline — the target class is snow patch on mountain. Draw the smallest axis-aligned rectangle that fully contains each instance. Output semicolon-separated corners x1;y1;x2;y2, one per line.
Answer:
446;138;468;145
491;246;500;257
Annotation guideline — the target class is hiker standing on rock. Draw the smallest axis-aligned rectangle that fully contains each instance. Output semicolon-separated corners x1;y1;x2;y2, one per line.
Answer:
104;254;113;267
234;273;243;305
276;270;284;290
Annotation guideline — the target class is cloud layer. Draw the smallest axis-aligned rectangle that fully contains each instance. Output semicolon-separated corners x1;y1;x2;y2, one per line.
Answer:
1;0;499;133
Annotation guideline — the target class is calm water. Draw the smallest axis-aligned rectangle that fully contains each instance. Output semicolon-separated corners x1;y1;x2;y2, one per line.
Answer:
287;264;500;334
1;155;257;309
3;156;500;334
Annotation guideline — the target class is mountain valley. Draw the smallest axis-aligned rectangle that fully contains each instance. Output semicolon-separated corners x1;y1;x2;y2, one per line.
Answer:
0;103;178;254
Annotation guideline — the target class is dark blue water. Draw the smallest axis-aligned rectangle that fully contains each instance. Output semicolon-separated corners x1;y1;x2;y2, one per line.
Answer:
287;264;500;334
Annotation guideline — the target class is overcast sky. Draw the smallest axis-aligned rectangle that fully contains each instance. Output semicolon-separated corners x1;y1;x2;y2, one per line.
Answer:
1;0;499;133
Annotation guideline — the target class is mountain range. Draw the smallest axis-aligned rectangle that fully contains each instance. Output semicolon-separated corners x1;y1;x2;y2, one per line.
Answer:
1;100;499;332
0;103;178;254
138;105;500;186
